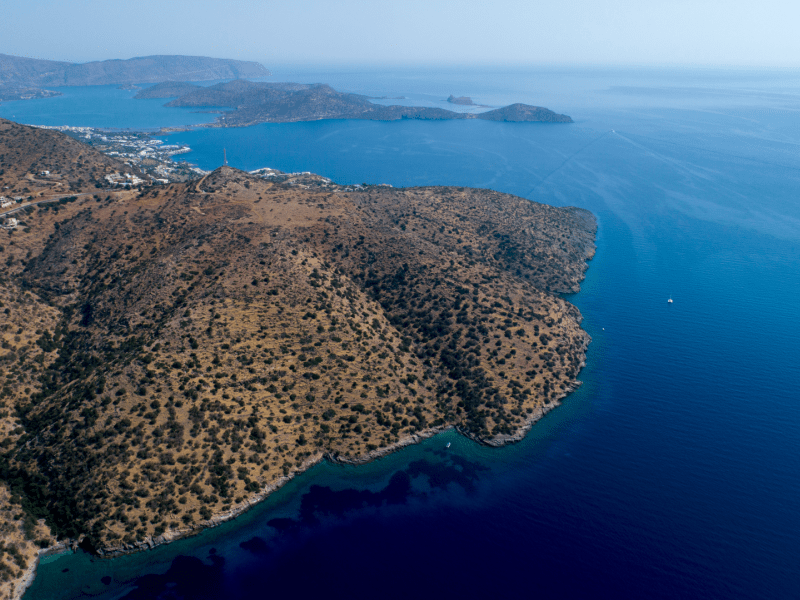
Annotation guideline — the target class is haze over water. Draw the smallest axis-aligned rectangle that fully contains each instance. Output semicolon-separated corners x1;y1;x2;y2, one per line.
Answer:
10;66;800;599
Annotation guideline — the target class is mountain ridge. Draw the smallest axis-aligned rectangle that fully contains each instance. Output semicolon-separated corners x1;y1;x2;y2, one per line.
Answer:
0;54;270;87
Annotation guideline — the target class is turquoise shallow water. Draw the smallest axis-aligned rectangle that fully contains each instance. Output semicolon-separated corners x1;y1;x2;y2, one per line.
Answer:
16;67;800;599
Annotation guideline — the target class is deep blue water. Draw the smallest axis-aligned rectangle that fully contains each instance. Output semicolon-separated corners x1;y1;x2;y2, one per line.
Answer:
19;67;800;599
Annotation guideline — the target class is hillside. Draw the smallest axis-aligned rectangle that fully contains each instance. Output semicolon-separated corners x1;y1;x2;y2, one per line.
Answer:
0;120;593;595
133;81;202;99
0;118;145;196
0;120;152;598
0;55;69;87
158;79;573;125
0;54;270;87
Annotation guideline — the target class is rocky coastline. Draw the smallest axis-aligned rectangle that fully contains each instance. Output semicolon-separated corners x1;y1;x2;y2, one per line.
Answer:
84;424;455;559
17;353;591;600
1;125;595;599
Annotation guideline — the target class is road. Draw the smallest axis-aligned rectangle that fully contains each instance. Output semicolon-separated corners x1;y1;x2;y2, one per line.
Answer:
0;192;98;218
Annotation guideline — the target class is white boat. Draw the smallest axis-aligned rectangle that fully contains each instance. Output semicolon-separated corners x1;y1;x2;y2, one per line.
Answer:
446;442;451;448
667;296;673;303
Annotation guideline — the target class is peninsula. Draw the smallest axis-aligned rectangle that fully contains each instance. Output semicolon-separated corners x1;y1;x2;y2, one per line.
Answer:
139;79;574;125
0;117;593;598
0;51;572;125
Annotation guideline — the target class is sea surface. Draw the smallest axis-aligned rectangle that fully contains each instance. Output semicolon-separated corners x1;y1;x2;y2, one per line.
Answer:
0;83;220;129
5;66;800;599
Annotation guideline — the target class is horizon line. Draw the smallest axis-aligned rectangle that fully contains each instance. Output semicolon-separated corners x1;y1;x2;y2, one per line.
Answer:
3;51;800;72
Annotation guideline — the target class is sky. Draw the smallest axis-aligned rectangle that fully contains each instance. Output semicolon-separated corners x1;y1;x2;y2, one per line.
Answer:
5;0;800;68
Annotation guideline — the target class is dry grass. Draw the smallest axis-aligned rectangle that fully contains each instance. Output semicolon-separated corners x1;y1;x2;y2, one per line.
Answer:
0;122;595;594
0;118;143;199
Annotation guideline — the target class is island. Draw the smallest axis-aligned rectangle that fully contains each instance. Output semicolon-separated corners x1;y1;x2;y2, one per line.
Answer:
0;53;572;124
447;94;476;105
475;103;574;122
148;79;573;125
0;117;593;598
0;85;61;102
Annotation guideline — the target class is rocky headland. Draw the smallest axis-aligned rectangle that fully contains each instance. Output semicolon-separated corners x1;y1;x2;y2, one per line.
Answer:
0;118;593;597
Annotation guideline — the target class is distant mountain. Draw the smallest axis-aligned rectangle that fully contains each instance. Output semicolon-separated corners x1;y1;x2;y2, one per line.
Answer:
0;54;270;87
0;54;70;86
133;81;202;99
156;79;573;125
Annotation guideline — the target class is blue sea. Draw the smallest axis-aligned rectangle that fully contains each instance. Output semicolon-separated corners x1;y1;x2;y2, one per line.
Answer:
4;65;800;599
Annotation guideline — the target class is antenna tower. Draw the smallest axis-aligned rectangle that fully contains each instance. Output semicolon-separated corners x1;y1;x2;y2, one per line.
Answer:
223;148;228;167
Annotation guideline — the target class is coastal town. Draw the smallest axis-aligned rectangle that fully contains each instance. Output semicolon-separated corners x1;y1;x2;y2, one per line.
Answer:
32;125;205;183
0;125;209;231
0;123;384;232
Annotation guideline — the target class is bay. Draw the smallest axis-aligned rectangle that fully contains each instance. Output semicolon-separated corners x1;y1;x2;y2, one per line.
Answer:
0;84;217;129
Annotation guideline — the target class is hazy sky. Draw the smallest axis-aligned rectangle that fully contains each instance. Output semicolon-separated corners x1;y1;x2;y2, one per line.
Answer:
6;0;800;67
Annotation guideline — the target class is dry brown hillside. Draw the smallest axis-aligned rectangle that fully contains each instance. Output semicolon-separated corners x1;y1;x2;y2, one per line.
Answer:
0;120;151;598
0;118;143;197
0;122;595;570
